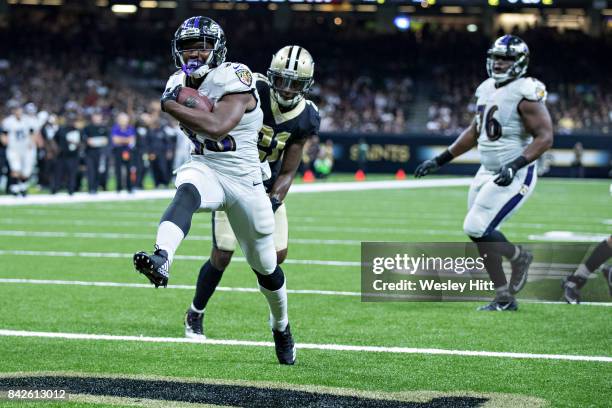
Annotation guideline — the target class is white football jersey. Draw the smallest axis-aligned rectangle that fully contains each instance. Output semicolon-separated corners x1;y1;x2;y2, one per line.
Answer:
474;77;547;172
2;115;34;147
165;62;263;176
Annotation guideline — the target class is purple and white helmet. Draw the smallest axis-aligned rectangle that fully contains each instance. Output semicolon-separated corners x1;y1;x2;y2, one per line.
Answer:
486;35;530;85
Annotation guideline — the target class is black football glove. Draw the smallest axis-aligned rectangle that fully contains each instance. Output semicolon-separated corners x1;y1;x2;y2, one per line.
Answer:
160;85;182;112
494;156;529;187
493;165;516;187
270;196;282;213
414;159;439;178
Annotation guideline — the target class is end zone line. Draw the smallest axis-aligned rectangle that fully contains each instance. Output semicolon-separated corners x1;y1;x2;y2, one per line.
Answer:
0;329;609;363
1;278;611;307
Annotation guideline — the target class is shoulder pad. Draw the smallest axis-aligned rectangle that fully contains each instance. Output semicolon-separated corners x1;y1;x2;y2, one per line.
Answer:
518;77;547;102
305;101;321;136
475;78;495;99
254;72;269;84
210;62;255;94
164;71;185;92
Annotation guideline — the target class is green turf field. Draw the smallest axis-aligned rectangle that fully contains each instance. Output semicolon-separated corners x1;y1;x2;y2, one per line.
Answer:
0;176;610;407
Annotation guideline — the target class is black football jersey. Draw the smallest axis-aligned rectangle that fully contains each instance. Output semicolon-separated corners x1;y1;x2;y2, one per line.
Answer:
255;74;320;187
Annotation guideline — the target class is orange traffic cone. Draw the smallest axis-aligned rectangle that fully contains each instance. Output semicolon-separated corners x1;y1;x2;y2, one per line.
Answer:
395;169;406;180
303;170;315;183
355;169;366;181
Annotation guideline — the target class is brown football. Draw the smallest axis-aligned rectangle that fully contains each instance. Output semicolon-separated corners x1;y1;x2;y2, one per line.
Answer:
177;87;213;112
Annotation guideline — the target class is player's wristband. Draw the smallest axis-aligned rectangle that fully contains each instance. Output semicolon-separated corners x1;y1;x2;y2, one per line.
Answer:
508;155;529;172
434;150;454;167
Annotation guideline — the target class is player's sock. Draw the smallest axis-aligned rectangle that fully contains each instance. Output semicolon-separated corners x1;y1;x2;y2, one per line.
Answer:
155;221;184;264
470;236;508;289
156;183;201;262
495;284;512;301
255;266;288;331
190;303;204;314
585;239;612;273
574;264;591;280
483;230;518;260
192;260;224;311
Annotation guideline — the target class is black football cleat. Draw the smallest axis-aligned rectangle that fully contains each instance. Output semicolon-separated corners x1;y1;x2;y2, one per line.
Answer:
509;246;533;295
562;275;588;304
477;299;518;311
602;265;612;297
133;246;170;288
184;309;206;340
272;323;296;365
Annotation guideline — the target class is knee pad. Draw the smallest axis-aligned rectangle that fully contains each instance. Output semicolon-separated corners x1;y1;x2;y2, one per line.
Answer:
253;266;285;291
463;213;487;239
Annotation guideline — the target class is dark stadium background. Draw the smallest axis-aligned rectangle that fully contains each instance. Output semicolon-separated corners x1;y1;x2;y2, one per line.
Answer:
0;0;610;183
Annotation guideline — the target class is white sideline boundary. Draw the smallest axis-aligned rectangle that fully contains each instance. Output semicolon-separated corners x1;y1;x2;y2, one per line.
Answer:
0;178;472;206
0;329;610;363
1;278;611;307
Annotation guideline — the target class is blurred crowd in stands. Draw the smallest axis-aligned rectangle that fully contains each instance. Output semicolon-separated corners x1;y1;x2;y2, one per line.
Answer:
0;7;610;194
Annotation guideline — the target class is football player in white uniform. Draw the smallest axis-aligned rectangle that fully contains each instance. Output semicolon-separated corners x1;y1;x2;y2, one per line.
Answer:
2;106;37;196
183;46;320;340
415;35;553;311
133;17;296;364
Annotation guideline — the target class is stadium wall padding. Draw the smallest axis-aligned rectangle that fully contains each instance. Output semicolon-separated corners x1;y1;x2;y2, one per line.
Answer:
320;133;612;178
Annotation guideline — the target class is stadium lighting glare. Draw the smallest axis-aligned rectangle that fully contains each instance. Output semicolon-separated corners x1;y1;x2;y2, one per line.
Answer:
467;24;478;32
139;0;157;8
96;0;109;6
334;17;343;26
111;4;138;14
488;0;499;6
41;0;63;5
441;6;463;14
158;1;177;8
394;16;410;31
20;0;40;5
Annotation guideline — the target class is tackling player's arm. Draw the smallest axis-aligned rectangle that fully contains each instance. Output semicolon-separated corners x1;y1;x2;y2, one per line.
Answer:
162;90;256;141
493;99;553;186
269;137;307;209
414;119;478;178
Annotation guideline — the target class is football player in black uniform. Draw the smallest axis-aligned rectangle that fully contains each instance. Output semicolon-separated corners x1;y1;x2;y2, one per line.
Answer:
184;46;320;343
562;236;612;304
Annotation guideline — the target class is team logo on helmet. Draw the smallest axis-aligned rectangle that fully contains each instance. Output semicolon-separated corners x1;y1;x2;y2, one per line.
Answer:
486;35;530;85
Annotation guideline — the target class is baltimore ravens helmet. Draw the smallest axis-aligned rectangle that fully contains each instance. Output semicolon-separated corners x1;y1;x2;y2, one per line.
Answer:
172;16;227;79
486;35;530;85
267;46;315;108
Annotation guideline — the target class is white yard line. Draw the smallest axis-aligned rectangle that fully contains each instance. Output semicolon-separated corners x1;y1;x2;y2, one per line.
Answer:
0;329;609;363
1;278;610;307
0;249;581;270
0;230;360;246
0;179;473;207
0;249;360;267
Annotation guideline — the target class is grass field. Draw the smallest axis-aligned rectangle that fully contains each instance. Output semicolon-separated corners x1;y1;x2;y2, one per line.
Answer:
0;175;610;407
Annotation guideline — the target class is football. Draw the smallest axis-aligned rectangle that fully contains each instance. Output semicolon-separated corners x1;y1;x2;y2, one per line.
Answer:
177;87;213;112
